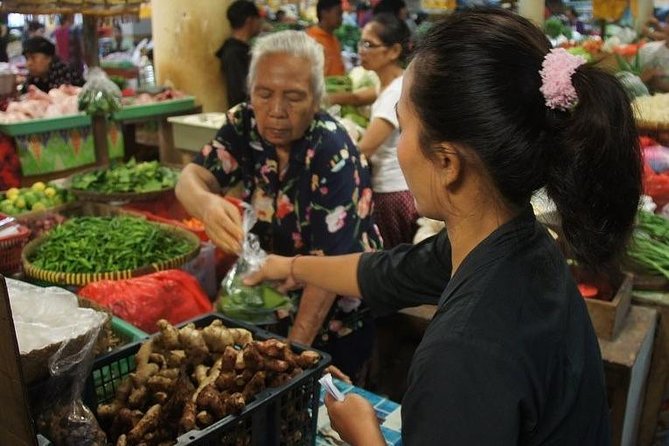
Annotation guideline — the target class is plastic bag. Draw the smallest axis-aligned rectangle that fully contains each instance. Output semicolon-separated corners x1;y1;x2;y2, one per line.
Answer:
78;67;122;115
217;203;291;324
6;279;108;446
78;269;212;333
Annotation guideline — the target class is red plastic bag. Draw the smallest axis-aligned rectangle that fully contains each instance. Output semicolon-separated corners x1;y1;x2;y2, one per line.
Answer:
78;270;213;333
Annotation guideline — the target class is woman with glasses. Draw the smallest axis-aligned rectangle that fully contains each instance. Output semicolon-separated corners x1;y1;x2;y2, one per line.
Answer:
355;13;417;247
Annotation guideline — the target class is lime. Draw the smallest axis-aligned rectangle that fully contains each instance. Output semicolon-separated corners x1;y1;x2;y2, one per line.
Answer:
22;191;38;208
14;197;26;209
31;181;46;192
31;202;47;212
44;187;57;198
6;188;19;201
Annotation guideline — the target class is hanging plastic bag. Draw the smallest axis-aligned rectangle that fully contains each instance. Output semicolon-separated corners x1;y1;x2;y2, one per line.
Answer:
78;269;213;333
5;279;109;445
78;67;122;115
217;203;292;324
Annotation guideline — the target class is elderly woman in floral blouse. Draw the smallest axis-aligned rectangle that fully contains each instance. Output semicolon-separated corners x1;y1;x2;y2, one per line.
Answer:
176;30;382;381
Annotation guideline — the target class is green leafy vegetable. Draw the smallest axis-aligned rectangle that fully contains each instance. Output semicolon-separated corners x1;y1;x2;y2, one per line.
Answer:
217;277;291;324
627;211;669;279
29;216;197;273
71;159;179;193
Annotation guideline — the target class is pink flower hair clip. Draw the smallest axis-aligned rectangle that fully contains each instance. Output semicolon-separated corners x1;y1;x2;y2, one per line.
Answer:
539;48;587;111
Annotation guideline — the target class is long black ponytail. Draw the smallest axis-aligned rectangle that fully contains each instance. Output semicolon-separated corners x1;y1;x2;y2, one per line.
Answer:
410;8;641;267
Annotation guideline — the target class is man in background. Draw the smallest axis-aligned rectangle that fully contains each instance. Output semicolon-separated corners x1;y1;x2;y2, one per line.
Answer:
306;0;345;76
216;0;262;108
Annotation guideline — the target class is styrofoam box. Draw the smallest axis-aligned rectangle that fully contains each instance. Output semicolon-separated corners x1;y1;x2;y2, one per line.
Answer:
168;113;226;153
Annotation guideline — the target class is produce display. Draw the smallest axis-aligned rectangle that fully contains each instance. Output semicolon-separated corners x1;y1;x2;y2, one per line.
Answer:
18;212;67;240
627;210;669;279
121;89;186;107
28;216;197;273
0;85;81;123
0;182;74;215
78;87;122;115
71;159;179;194
326;68;379;129
217;278;291;324
97;319;321;445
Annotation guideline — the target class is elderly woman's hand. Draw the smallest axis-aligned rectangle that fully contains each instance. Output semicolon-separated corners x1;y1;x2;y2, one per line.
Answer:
201;194;244;254
325;393;386;446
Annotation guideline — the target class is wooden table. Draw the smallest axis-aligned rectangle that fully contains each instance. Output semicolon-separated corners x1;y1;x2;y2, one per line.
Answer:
632;291;669;446
599;305;658;446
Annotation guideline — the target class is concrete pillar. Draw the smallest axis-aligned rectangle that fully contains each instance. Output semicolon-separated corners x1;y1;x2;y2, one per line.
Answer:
634;0;654;32
518;0;544;27
151;0;233;112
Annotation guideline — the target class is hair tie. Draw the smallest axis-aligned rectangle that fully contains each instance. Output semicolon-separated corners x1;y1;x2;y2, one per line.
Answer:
539;48;587;111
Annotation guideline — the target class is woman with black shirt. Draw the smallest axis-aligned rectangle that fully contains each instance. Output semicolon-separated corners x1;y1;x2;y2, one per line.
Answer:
245;8;641;445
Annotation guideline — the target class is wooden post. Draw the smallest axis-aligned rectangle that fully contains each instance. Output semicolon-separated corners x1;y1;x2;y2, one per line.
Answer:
82;15;99;68
0;275;37;446
92;115;109;167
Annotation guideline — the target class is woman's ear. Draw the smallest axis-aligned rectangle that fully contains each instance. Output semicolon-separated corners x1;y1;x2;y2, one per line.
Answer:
389;43;402;62
434;143;463;190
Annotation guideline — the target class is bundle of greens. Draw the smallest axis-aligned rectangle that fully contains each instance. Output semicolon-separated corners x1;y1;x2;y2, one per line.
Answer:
217;278;291;324
71;159;179;193
30;216;196;273
627;210;669;279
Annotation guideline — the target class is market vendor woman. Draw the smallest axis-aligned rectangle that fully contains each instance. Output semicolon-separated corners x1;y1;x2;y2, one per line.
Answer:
176;31;382;382
21;36;84;94
246;8;641;445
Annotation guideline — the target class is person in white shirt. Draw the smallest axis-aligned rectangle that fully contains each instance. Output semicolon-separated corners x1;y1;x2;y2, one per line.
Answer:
356;13;417;247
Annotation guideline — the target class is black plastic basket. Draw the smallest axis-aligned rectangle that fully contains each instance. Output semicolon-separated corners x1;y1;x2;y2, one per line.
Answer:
82;312;331;446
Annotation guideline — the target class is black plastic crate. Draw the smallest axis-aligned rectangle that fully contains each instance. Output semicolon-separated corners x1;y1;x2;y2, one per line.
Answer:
82;312;331;446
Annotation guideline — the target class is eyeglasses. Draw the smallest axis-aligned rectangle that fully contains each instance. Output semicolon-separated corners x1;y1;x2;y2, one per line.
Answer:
357;40;386;51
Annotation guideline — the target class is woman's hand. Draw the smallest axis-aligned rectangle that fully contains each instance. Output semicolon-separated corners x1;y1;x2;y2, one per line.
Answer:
201;194;244;254
325;393;385;446
244;254;301;293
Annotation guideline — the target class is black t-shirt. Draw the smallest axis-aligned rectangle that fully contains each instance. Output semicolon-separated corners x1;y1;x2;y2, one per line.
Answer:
358;209;611;445
216;38;250;107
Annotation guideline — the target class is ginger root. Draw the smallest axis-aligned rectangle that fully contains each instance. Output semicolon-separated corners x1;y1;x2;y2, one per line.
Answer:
192;357;223;402
179;401;197;433
196;410;215;427
127;404;161;444
98;378;133;420
156;319;180;350
178;323;209;360
221;346;238;372
196;384;227;418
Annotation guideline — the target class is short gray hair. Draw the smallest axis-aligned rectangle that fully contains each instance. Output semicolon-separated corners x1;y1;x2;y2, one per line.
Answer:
248;30;325;105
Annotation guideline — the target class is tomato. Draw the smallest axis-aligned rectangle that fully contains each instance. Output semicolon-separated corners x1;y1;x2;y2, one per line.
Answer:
577;283;599;299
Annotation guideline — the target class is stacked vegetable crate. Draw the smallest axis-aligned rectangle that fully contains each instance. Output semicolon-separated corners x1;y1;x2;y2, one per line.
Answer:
65;313;330;446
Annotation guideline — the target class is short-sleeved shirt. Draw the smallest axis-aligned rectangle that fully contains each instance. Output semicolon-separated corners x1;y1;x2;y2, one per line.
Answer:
194;103;382;340
21;58;85;94
369;75;407;193
358;209;611;445
306;26;345;76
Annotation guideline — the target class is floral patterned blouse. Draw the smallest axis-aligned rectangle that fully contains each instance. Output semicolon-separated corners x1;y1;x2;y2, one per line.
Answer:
194;103;382;342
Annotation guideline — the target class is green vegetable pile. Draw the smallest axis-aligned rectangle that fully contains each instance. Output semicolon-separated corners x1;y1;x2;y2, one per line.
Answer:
627;211;669;279
29;216;197;273
334;24;361;52
78;88;121;115
544;17;572;39
217;277;291;324
71;159;179;193
326;74;371;128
